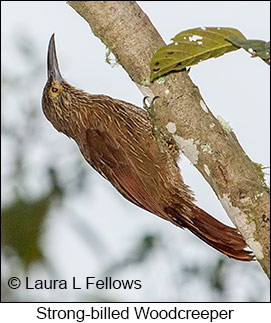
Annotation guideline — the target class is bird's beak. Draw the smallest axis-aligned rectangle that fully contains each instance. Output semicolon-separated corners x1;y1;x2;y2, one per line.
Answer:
47;34;63;82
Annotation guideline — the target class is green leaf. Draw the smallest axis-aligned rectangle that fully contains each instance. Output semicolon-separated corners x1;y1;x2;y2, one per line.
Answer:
150;27;246;81
226;37;270;64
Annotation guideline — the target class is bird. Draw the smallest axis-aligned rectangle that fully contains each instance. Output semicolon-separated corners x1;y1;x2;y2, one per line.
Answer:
42;34;253;261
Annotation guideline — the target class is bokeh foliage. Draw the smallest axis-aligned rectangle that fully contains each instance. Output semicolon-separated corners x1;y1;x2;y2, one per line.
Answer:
1;31;269;302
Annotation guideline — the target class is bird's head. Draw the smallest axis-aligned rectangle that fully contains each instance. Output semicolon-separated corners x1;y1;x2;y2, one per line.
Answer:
42;34;88;137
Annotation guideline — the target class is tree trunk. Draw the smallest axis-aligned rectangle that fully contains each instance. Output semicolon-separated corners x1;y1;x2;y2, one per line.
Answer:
67;1;270;277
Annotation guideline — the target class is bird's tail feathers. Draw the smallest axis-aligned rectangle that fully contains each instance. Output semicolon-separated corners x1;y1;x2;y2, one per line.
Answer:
165;204;254;261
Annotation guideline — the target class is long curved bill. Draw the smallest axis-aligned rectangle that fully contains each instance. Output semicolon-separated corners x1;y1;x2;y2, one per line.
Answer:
47;34;63;82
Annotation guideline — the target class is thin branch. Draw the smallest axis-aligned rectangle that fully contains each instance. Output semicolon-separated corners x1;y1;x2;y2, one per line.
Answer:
67;1;270;277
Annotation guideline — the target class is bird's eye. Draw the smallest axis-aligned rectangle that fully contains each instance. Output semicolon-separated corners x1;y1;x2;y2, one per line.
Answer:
50;84;63;96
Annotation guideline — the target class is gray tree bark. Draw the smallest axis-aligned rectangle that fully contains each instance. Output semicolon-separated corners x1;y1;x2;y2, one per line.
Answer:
67;1;270;277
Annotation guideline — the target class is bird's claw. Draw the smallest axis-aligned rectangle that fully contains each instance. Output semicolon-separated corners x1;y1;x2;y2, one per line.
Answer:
143;96;165;152
143;96;160;120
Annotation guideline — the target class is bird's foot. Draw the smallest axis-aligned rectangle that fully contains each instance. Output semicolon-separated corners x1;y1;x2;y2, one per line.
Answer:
143;96;167;153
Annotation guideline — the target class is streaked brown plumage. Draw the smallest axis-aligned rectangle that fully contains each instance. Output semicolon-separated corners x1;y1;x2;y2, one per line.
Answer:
42;34;253;261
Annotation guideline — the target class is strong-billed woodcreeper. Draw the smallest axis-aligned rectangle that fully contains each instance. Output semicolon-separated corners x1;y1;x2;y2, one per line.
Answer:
42;34;253;261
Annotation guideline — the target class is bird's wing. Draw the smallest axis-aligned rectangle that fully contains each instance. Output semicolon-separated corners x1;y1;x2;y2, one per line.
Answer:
85;127;253;261
85;127;168;219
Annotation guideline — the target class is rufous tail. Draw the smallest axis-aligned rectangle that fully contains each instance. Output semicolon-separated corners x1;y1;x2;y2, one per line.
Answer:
165;204;254;261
